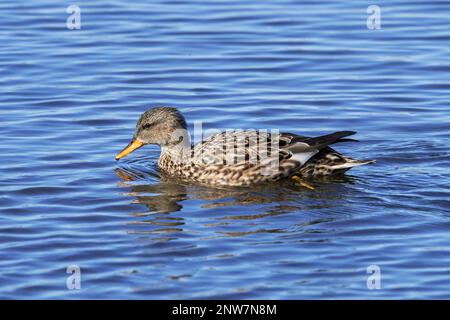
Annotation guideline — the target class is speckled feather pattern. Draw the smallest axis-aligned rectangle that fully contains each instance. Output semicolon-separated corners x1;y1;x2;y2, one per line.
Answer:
157;131;374;186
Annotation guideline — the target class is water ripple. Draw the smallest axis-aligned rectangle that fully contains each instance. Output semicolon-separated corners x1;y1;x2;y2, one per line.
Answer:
0;0;449;299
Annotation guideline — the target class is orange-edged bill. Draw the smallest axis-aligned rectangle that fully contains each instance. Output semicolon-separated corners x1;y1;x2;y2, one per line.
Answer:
115;138;144;160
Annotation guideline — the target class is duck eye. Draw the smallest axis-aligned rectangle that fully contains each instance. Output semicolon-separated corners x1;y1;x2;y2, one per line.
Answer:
142;123;153;130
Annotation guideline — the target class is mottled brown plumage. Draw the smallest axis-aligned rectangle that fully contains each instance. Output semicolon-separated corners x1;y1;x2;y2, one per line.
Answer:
116;107;375;187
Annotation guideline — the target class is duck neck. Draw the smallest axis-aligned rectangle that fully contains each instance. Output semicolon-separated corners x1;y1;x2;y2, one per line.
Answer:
159;135;192;167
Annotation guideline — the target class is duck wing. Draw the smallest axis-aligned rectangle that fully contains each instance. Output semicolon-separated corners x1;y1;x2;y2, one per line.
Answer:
279;131;357;165
190;130;363;186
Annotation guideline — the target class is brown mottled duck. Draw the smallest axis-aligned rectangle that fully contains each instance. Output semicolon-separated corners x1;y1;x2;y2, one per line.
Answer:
115;107;374;188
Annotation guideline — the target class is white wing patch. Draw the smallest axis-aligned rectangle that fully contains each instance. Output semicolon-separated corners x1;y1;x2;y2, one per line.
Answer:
291;150;318;165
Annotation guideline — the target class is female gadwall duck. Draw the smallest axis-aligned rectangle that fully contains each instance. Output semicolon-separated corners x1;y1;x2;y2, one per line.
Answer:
116;107;374;188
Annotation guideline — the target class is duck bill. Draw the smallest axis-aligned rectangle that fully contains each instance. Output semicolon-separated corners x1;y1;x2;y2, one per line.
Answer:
115;138;144;160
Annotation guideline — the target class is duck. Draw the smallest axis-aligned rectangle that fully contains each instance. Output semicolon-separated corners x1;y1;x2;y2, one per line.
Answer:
115;107;374;188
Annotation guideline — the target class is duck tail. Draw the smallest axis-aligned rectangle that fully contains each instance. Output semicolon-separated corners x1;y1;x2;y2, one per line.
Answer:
331;158;376;172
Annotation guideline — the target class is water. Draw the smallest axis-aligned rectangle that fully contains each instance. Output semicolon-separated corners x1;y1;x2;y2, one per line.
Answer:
1;0;449;299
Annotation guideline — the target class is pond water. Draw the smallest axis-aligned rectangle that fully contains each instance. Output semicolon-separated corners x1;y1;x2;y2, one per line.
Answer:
0;0;449;299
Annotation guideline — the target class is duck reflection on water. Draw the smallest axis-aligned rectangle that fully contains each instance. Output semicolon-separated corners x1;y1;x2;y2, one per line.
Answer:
115;164;357;240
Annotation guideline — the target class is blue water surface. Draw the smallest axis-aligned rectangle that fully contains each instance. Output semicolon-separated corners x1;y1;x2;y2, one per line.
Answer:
0;0;449;299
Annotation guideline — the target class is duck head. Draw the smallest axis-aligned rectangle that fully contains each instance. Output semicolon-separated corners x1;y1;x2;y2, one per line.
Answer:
115;107;188;160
